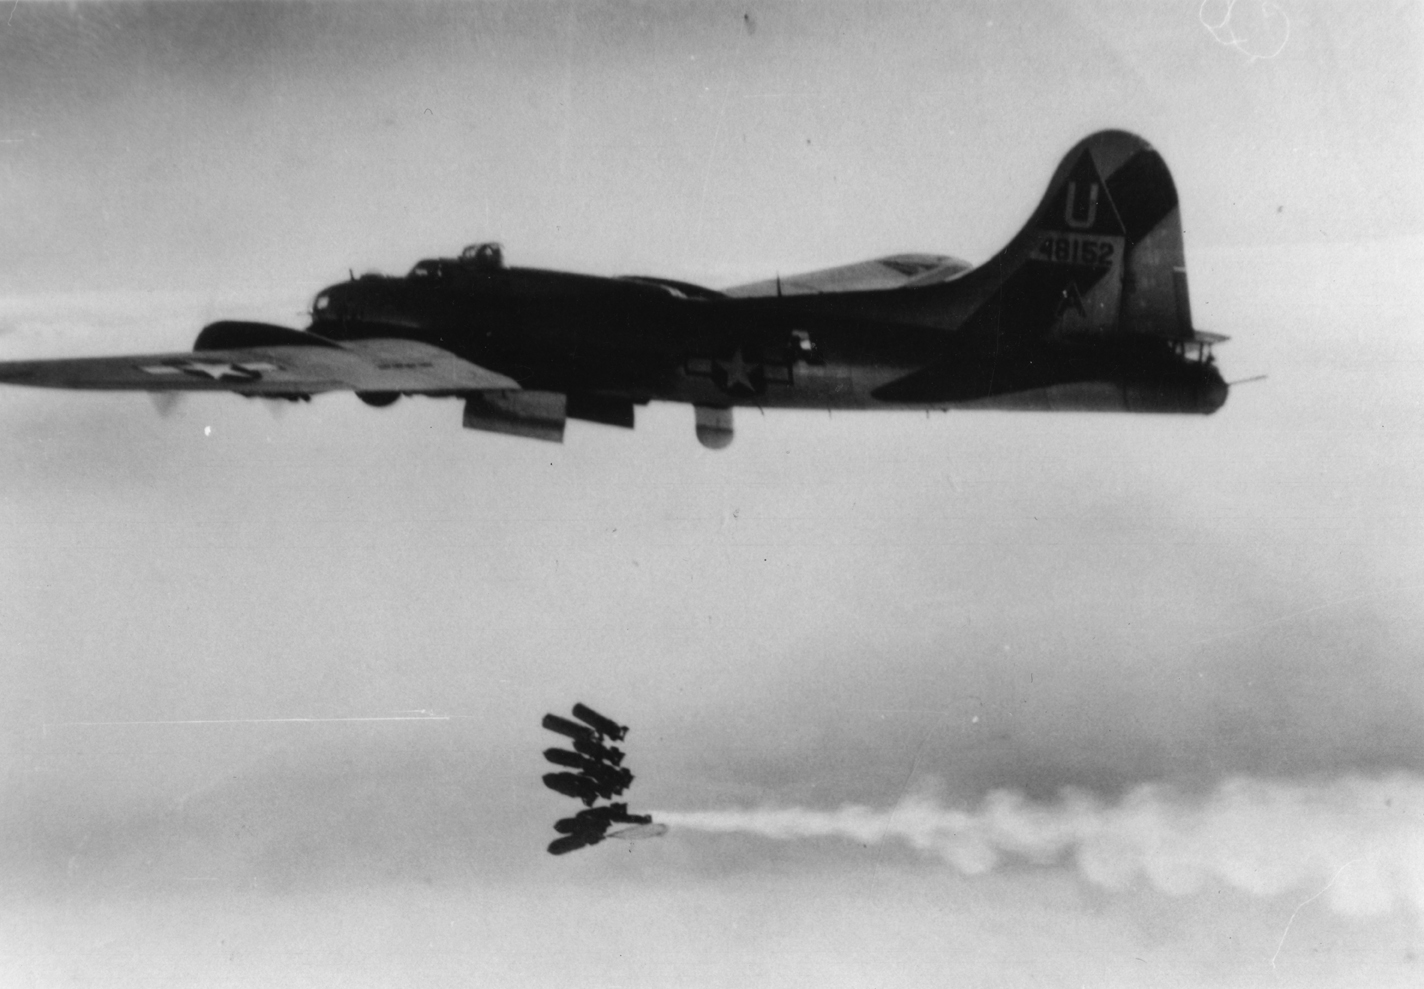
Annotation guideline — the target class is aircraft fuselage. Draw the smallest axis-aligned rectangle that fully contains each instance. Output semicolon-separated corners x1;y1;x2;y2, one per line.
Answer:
0;131;1231;449
308;262;1225;420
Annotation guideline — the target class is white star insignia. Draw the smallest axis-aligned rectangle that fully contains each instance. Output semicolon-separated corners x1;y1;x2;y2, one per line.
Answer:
717;348;756;391
140;360;278;382
183;361;246;379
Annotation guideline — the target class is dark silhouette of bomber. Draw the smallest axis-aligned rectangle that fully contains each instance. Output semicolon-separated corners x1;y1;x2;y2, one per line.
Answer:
0;132;1230;452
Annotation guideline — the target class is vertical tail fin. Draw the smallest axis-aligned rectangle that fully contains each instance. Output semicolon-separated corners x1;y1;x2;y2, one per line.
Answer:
870;132;1223;410
1001;129;1195;341
859;131;1196;343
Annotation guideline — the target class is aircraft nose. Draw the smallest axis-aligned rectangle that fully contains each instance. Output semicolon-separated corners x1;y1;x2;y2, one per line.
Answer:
311;285;345;322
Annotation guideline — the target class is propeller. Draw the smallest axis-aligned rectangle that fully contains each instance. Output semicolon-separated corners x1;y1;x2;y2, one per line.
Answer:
149;392;183;418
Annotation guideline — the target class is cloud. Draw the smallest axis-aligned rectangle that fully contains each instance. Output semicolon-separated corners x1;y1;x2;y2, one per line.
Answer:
658;774;1424;922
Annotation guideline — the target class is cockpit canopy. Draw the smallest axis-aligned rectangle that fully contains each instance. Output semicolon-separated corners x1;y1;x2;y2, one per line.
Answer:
461;242;504;269
310;243;508;318
408;242;505;281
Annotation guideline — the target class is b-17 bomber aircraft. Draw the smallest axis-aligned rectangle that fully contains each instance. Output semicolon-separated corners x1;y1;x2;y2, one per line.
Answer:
0;131;1228;449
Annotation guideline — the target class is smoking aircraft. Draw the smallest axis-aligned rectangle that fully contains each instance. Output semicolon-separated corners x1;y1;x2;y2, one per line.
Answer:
0;131;1227;449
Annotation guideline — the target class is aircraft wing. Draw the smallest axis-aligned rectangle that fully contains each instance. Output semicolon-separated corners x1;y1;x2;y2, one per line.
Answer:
0;336;520;397
723;253;973;297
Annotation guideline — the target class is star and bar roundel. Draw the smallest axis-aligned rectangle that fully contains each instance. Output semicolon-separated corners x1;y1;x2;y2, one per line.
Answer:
684;341;798;397
138;358;280;382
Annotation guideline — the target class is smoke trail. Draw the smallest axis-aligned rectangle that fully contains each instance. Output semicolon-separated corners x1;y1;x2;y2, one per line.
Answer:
658;775;1424;920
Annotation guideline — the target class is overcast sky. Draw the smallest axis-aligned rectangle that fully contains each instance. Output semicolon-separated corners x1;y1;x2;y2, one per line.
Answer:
1;3;1422;987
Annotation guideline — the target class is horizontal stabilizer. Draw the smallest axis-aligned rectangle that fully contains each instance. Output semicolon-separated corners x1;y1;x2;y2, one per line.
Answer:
724;254;971;297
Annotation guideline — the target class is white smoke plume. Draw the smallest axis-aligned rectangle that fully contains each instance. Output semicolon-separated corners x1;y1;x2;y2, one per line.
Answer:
658;775;1424;921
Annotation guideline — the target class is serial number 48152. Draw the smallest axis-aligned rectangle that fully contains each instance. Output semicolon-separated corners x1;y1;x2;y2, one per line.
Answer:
1037;235;1116;267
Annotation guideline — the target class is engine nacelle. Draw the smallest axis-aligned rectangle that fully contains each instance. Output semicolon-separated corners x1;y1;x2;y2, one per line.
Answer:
357;391;400;408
